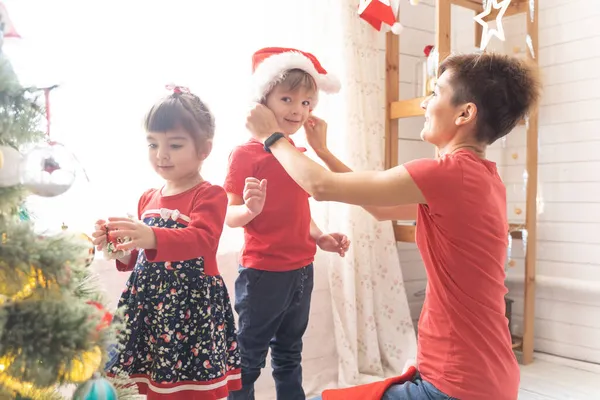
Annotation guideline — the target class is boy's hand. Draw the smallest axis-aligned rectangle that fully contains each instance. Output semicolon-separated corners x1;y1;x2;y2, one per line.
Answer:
106;217;156;251
304;114;329;155
91;219;108;250
244;177;267;216
317;232;351;257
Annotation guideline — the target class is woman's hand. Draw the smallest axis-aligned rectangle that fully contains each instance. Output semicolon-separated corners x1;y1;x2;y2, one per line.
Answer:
304;114;329;155
246;103;281;142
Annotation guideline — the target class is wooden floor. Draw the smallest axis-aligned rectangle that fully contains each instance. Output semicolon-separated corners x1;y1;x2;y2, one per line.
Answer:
518;353;600;399
62;353;599;399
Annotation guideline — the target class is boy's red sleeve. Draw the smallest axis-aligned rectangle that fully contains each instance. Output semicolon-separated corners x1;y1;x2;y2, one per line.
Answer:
115;189;154;271
144;185;227;263
223;146;255;196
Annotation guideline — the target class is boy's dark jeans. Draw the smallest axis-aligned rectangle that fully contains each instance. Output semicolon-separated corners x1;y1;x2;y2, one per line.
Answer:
228;264;314;400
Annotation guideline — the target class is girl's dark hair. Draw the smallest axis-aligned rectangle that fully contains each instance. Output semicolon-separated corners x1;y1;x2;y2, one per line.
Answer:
439;53;542;144
144;90;215;149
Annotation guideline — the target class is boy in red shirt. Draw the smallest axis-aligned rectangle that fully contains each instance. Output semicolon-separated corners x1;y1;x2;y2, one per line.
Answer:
224;47;350;400
244;53;542;400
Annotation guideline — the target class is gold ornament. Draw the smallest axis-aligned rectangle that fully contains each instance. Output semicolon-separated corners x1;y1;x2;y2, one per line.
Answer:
60;224;96;268
62;346;103;383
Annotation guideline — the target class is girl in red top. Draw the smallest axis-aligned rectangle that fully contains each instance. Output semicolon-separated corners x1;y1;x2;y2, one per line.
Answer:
243;53;542;400
92;86;241;399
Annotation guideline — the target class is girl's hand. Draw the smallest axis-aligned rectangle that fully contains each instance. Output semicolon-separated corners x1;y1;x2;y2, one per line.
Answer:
304;114;329;155
91;219;108;251
317;232;351;257
105;217;157;252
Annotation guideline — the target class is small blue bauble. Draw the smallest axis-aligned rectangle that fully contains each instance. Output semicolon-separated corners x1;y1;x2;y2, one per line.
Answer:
72;373;118;400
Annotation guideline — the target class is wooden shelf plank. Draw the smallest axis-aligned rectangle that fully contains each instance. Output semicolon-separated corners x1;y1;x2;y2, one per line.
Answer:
394;222;525;243
451;0;483;12
394;224;416;243
452;0;528;21
390;97;426;119
483;0;528;22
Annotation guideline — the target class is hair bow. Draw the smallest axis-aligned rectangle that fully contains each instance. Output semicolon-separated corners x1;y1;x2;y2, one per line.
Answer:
165;84;190;95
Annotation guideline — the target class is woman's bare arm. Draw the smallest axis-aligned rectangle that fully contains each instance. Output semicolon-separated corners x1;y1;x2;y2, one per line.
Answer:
315;148;417;221
268;139;425;207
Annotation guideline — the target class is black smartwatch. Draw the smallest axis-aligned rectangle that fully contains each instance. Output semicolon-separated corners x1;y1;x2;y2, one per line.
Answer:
264;132;285;153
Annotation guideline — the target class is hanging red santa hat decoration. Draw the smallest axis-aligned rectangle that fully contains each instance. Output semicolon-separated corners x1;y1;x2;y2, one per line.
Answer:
358;0;404;34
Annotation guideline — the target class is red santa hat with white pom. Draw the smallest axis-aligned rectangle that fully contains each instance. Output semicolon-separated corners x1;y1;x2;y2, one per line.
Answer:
250;47;341;102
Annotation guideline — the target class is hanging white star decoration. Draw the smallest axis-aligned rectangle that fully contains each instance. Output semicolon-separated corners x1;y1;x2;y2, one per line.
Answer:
474;0;511;51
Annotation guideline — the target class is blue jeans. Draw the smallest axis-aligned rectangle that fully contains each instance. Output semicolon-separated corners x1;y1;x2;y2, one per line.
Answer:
311;374;454;400
228;264;314;400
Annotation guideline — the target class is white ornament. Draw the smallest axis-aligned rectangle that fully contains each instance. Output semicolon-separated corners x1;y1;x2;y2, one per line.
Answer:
20;141;77;197
473;0;511;51
0;145;22;187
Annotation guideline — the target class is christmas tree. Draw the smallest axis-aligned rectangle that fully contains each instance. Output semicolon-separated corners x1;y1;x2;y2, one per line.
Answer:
0;5;135;399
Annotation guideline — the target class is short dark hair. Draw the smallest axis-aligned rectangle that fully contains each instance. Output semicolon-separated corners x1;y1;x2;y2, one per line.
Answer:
439;53;542;144
144;91;215;149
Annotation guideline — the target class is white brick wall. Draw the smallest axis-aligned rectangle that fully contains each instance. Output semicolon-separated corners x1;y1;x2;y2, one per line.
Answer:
398;0;600;364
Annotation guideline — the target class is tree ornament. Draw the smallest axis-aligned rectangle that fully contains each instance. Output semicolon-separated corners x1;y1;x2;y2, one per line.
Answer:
96;218;134;260
20;141;76;197
60;223;96;267
0;144;21;187
474;0;511;51
86;300;113;332
72;373;118;400
62;347;103;383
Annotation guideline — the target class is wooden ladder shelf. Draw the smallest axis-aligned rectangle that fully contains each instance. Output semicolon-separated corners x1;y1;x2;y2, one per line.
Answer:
385;0;538;365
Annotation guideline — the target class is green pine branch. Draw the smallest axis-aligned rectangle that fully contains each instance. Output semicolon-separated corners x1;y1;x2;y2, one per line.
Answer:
0;56;44;149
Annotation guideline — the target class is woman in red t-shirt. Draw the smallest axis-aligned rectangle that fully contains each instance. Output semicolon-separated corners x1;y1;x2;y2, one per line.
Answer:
244;53;541;400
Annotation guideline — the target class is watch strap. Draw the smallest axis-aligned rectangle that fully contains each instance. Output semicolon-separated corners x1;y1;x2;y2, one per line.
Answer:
264;132;285;153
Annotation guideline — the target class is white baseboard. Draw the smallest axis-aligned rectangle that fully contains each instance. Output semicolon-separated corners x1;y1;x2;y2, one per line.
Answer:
534;352;600;374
